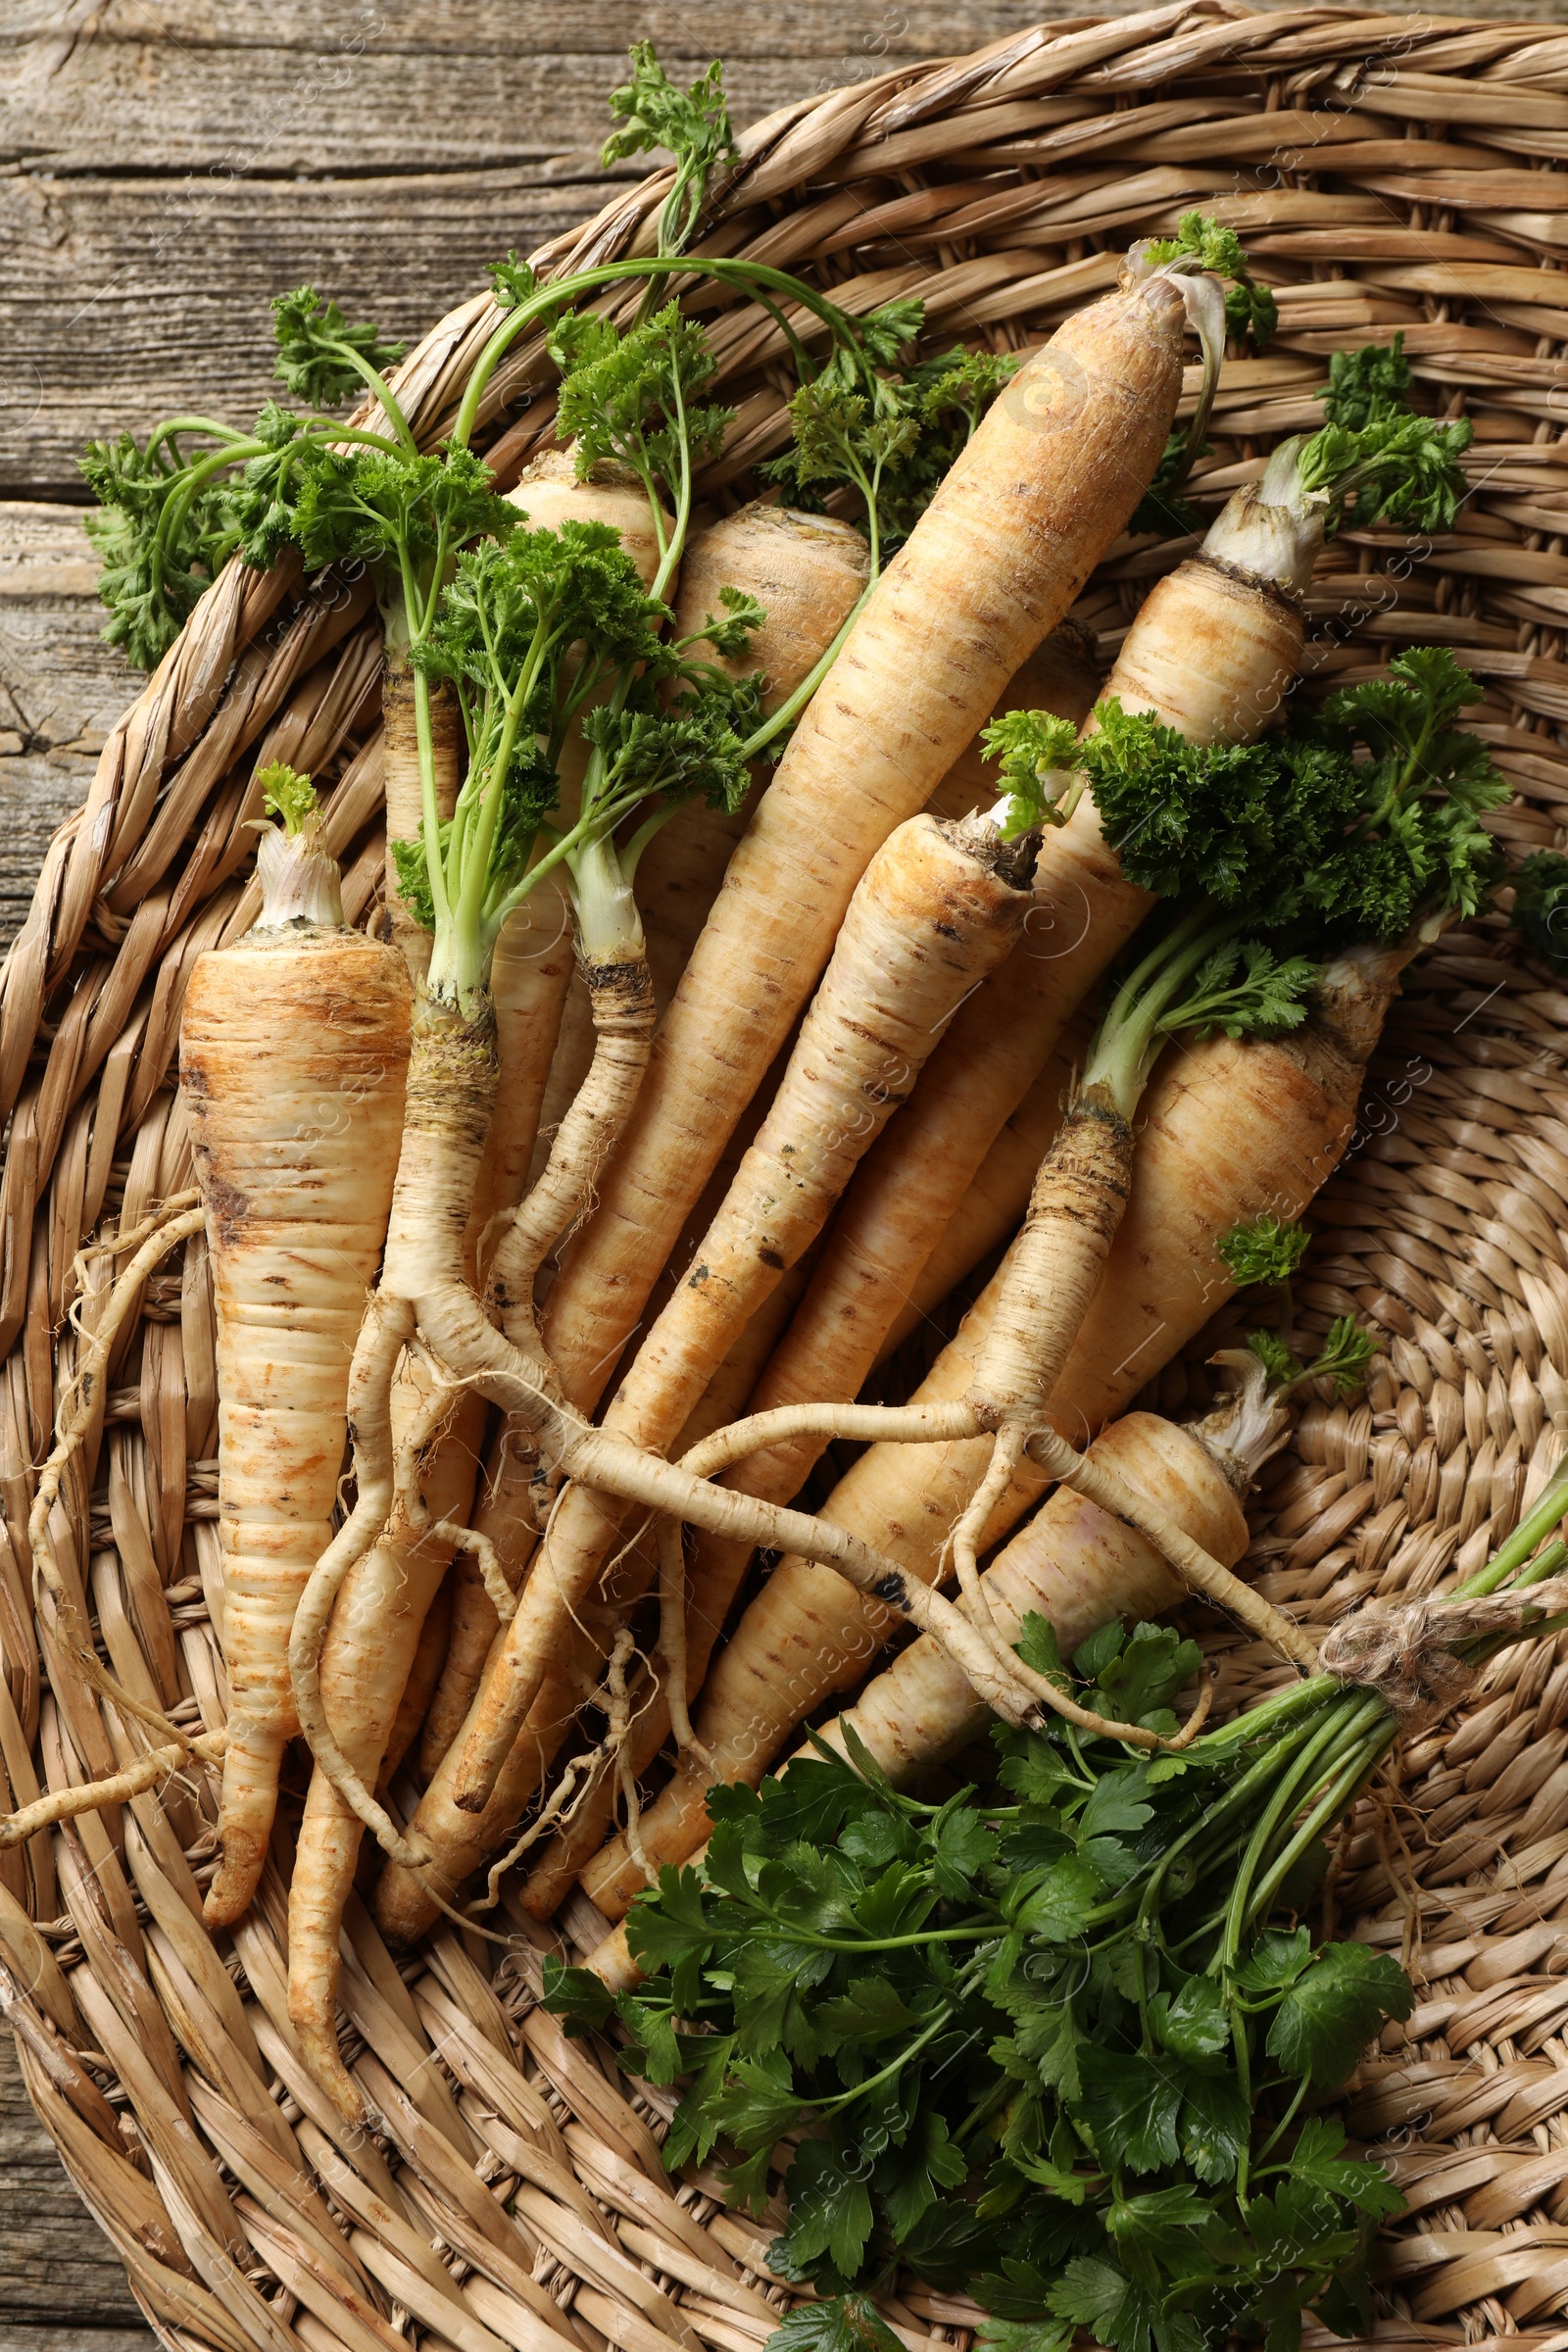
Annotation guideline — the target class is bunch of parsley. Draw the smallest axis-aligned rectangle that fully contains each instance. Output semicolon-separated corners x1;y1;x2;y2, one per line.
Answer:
550;1622;1414;2352
1073;647;1506;949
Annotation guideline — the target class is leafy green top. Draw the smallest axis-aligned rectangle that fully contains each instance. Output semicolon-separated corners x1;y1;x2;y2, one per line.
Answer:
1246;1317;1376;1398
1271;335;1473;538
256;760;318;837
1083;648;1506;946
1317;332;1415;434
979;710;1081;838
762;315;1020;564
549;302;731;572
1511;850;1568;971
1143;211;1278;351
1216;1214;1310;1292
394;486;760;990
546;1629;1411;2352
79;281;414;670
602;41;738;258
270;285;406;410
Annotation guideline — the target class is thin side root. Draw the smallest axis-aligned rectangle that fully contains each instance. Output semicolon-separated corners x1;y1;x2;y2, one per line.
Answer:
31;1202;209;1758
655;1516;711;1770
606;1627;653;1887
947;1424;1028;1654
468;1630;643;1915
437;1519;516;1624
1027;1427;1322;1674
0;1730;227;1848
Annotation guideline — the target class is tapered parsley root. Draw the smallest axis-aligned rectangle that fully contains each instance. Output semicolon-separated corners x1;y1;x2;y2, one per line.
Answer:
414;447;681;1777
177;768;411;1928
825;1403;1257;1786
417;504;872;1777
442;257;1221;1834
446;805;1041;1815
1116;331;1471;747
535;257;1205;1429
579;946;1409;1917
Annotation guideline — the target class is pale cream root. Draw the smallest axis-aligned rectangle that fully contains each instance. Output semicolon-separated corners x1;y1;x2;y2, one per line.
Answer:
452;811;1038;1813
1099;557;1304;750
580;964;1399;1915
510;1252;819;1917
181;923;411;1927
463;876;577;1275
965;1095;1135;1429
416;505;872;1775
539;273;1191;1422
381;670;462;985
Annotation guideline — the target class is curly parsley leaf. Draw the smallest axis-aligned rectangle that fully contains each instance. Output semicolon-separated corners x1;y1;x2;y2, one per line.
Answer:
1512;849;1568;970
979;710;1082;836
1084;648;1505;944
553;301;731;505
81;426;248;669
602;41;737;256
1318;332;1412;432
491;249;537;310
1218;1214;1311;1290
270;285;404;409
1143;210;1275;350
256;760;317;834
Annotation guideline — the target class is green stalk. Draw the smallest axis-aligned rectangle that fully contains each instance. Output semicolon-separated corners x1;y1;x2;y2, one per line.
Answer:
450;255;875;455
1454;1452;1568;1597
1086;906;1247;1118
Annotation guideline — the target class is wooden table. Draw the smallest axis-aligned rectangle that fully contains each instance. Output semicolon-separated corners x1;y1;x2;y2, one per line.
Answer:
0;0;1558;2340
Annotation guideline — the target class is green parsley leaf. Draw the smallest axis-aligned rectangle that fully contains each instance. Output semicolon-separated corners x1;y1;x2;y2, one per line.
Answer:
491;250;537;310
256;760;317;835
980;710;1082;836
1285;2117;1405;2217
1177;2068;1250;2186
541;1958;614;2035
602;42;737;257
1318;333;1412;432
768;2299;906;2352
1149;1977;1230;2062
1217;1214;1310;1290
777;2139;876;2278
270;285;404;409
1265;1940;1413;2086
1078;2047;1184;2174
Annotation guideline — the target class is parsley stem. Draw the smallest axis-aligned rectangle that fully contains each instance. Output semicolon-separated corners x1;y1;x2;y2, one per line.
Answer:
325;335;418;456
451;256;867;455
737;580;874;763
808;2005;956;2120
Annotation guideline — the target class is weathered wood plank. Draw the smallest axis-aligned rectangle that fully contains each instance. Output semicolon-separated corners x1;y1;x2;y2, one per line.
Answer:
0;166;608;487
3;0;1039;179
0;2030;149;2333
0;0;1047;483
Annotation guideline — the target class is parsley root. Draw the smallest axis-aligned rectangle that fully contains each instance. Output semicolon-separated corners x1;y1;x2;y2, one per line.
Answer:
178;769;412;1928
579;945;1409;1918
533;254;1204;1437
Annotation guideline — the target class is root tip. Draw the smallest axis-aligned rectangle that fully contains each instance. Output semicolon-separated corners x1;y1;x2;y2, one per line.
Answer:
296;2018;366;2128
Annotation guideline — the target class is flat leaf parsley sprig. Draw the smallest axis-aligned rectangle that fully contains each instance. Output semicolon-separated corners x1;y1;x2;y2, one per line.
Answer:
548;1620;1414;2352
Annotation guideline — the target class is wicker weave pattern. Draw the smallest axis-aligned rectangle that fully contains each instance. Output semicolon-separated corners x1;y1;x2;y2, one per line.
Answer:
8;7;1568;2346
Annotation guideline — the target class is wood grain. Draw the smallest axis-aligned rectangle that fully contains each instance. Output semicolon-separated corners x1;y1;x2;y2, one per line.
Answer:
0;0;1038;487
0;2030;149;2337
0;503;134;953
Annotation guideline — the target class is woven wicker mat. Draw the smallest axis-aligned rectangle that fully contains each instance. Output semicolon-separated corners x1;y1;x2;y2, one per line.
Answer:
8;6;1568;2347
